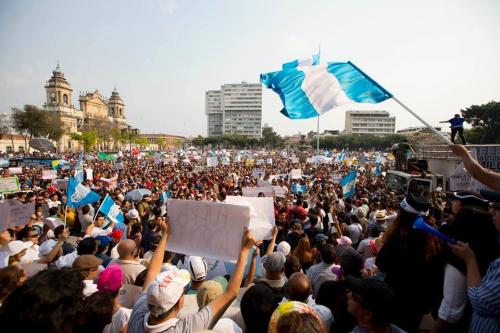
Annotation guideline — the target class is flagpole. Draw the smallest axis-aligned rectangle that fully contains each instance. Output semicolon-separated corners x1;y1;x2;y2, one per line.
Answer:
92;194;106;223
316;115;320;153
347;61;453;146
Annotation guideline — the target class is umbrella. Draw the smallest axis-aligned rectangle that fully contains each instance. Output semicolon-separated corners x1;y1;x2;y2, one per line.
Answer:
124;188;152;202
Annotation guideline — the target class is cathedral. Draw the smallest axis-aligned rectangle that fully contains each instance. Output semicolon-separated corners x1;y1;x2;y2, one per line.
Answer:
42;64;129;152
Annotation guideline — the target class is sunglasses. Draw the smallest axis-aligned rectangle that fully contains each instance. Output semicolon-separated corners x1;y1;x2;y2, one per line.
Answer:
27;234;39;238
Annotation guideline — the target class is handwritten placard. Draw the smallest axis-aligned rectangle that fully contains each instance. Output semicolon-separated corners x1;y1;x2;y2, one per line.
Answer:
290;168;302;179
42;170;58;180
167;200;250;261
0;200;35;230
0;177;19;193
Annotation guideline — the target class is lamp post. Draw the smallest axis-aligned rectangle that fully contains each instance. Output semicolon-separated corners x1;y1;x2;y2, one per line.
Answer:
127;125;132;153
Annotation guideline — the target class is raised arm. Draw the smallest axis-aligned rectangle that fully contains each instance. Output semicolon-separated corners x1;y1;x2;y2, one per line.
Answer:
142;217;169;291
208;228;256;328
243;245;260;287
38;229;69;264
450;144;500;191
265;226;279;256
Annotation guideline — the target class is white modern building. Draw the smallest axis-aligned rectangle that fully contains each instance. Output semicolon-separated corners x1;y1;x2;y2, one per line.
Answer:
344;110;395;135
205;82;262;138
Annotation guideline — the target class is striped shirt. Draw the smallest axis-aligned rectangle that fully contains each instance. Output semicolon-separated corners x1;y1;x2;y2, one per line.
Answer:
468;257;500;333
306;262;339;298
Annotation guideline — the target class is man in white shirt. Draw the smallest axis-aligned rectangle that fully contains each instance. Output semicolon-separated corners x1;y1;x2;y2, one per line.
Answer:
86;213;115;238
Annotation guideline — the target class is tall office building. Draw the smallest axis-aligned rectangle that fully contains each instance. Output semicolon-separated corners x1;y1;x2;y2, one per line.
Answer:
205;82;262;138
344;110;396;135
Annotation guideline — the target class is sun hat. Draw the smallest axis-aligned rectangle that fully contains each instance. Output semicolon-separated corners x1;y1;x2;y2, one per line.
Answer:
277;241;291;257
127;209;139;219
97;264;123;292
374;210;387;221
196;280;224;309
146;268;191;317
186;256;208;282
8;241;33;256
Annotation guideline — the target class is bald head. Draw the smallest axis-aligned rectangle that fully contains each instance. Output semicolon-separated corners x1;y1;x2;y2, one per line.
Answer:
285;272;311;303
117;239;139;260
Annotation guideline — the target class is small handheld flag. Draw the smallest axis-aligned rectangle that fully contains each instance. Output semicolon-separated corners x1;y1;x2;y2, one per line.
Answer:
98;194;124;224
340;171;357;198
66;177;101;208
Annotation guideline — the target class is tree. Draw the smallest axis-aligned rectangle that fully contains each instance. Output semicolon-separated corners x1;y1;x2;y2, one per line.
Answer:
461;101;500;144
45;113;65;141
133;137;150;149
260;127;284;148
70;131;97;151
12;105;52;151
156;137;166;151
191;135;205;147
315;134;407;150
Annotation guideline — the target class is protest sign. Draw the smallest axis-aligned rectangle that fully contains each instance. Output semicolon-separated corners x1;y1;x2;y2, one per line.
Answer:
42;170;58;180
85;168;93;180
223;158;230;166
266;158;273;165
207;156;218;167
242;186;275;197
193;166;205;174
273;185;287;198
290;157;299;164
268;174;289;183
290;168;302;179
245;159;255;167
0;200;35;230
53;179;68;190
256;159;265;165
8;167;23;175
226;196;275;240
167;200;250;261
252;168;265;180
0;177;19;193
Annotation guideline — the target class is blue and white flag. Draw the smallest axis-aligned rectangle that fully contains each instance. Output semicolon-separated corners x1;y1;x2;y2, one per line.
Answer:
160;191;171;204
373;163;382;177
282;52;320;71
261;61;392;119
66;177;101;208
98;194;124;224
292;183;307;194
340;171;357;198
335;151;346;163
74;151;84;183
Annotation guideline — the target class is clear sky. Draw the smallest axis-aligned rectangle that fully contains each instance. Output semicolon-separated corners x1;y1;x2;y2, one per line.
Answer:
1;0;499;137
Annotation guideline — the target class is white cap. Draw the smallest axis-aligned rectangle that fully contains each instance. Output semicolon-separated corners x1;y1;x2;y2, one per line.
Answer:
277;241;291;257
8;241;33;256
127;209;139;219
39;239;58;257
186;256;208;282
146;268;191;317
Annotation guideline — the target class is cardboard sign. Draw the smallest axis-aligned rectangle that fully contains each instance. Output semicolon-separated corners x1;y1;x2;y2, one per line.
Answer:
226;196;275;240
290;168;302;179
42;170;58;180
8;167;23;175
85;168;93;180
0;200;35;230
242;186;275;197
273;185;288;198
245;159;255;167
167;200;250;261
207;156;218;167
0;177;20;193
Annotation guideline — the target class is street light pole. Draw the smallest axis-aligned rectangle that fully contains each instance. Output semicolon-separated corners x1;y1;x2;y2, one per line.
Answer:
127;125;132;153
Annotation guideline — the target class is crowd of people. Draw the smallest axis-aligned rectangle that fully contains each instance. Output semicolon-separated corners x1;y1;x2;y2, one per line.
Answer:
0;143;498;333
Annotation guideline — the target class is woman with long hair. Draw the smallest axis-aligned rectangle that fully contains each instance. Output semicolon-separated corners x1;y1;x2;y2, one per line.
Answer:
292;236;317;272
376;194;444;333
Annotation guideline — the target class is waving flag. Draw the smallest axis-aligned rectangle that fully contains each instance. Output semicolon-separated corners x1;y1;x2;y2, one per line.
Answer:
340;171;357;198
66;177;101;208
292;183;307;194
373;163;382;177
160;191;171;204
261;61;392;119
98;194;124;224
74;151;84;183
282;52;320;70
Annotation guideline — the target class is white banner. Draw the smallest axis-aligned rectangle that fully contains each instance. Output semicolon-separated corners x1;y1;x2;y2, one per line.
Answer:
167;200;250;261
273;185;288;198
8;167;23;175
252;168;265;180
207;156;218;167
290;168;302;179
225;196;275;241
0;200;35;230
42;170;58;180
242;186;275;197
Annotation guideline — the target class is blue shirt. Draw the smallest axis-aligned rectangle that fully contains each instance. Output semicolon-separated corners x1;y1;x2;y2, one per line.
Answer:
449;117;465;128
468;257;500;332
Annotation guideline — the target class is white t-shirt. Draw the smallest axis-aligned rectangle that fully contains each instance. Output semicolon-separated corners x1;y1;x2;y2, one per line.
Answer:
21;244;40;264
103;307;132;333
91;226;113;238
83;279;98;297
438;264;467;323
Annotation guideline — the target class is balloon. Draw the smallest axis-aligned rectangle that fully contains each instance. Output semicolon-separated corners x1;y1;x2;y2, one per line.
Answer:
413;216;457;244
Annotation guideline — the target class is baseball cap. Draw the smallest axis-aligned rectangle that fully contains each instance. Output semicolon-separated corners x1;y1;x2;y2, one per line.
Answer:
72;255;103;270
38;239;57;257
109;229;123;239
96;235;112;248
146;268;191;317
8;241;33;256
314;234;328;243
127;209;139;219
196;280;224;309
263;251;286;273
186;256;208;282
97;264;123;293
345;275;395;311
277;241;291;257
